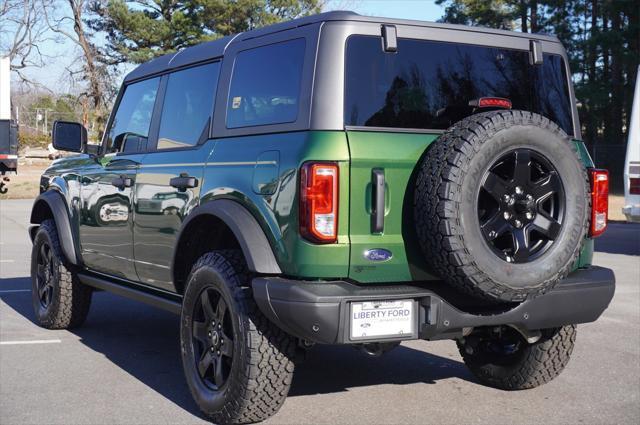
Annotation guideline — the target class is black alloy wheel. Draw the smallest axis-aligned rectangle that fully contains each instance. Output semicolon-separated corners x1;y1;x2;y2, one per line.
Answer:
191;287;234;390
35;241;55;309
477;148;565;264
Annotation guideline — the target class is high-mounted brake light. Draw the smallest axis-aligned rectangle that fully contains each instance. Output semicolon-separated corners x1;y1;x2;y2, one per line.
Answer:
469;97;513;109
589;169;609;237
300;162;338;243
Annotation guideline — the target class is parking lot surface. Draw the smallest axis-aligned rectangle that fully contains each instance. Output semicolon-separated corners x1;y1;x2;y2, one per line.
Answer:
1;199;639;424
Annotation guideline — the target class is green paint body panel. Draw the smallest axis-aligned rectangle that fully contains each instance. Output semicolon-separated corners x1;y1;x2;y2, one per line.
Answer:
200;131;351;279
345;131;439;282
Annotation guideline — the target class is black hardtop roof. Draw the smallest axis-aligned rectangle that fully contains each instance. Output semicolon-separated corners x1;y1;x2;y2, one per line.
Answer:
124;10;560;83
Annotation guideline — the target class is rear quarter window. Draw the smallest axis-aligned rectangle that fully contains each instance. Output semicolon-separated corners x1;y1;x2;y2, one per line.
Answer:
344;36;573;135
226;38;305;129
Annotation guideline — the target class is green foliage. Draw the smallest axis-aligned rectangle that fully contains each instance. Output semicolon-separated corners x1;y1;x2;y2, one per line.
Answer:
88;0;321;64
437;0;639;147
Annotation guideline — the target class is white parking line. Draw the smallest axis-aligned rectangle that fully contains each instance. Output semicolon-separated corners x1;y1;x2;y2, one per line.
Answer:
0;289;31;294
0;259;15;263
0;339;61;345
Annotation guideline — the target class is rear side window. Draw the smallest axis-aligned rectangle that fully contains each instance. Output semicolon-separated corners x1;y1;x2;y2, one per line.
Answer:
157;62;220;150
345;36;573;135
226;39;305;128
107;77;160;153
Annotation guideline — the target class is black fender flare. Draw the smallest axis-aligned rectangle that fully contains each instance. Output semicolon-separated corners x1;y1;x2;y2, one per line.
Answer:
173;199;281;275
30;191;80;266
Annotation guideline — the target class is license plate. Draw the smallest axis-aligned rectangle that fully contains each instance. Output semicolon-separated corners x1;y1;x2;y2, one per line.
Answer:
350;299;414;340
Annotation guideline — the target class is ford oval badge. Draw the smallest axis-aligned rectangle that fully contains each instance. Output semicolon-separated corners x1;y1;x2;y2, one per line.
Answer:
364;249;393;262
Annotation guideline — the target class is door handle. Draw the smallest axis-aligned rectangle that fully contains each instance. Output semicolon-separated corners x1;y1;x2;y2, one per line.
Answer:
111;175;133;190
170;173;198;191
371;168;385;234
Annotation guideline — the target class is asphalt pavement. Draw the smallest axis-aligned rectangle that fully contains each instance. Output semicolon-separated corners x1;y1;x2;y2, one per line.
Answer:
1;198;639;424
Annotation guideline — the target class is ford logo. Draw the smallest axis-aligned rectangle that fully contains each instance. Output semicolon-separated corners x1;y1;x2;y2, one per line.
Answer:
364;249;393;262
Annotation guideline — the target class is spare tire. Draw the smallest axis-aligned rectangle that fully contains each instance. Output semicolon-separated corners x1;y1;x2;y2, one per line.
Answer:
414;110;589;303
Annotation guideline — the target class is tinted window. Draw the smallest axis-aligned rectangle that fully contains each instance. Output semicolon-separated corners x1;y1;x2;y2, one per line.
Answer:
227;39;305;128
157;62;220;150
345;36;573;134
107;77;159;153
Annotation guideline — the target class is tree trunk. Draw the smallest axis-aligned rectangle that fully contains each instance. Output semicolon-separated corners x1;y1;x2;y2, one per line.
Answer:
530;0;538;32
610;7;624;145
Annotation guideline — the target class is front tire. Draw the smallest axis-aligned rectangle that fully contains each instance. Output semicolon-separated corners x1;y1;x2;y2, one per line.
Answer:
30;219;92;329
180;251;296;424
457;325;576;390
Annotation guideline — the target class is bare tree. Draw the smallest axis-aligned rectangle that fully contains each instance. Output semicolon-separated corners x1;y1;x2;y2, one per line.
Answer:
0;0;54;85
44;0;112;127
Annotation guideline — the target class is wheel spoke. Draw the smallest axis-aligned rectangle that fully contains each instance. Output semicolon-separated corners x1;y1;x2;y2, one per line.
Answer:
215;297;227;322
38;282;49;298
200;290;215;321
530;172;561;201
220;336;233;358
40;243;48;263
481;213;511;240
192;320;208;344
531;212;561;240
482;172;509;201
36;264;45;279
213;355;224;387
512;228;530;262
198;350;214;378
512;150;531;185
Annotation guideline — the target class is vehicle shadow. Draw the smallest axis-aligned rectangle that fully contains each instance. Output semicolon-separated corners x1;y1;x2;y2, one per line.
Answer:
594;222;640;256
1;277;473;416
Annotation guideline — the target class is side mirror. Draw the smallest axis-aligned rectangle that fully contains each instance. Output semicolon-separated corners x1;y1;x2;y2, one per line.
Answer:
52;121;87;153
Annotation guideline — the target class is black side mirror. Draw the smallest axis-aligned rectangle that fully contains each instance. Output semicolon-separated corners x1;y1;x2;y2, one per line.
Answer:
52;121;87;153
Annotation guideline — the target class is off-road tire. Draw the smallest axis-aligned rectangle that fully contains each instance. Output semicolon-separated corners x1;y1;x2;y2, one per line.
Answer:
180;250;296;424
414;110;590;303
30;219;92;329
457;325;577;390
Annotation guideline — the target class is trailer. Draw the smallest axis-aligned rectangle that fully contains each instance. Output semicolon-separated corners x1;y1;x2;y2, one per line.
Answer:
0;56;18;193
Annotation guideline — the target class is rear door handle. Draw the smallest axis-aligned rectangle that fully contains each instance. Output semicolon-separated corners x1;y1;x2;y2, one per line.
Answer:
170;173;198;191
111;175;133;189
371;168;385;234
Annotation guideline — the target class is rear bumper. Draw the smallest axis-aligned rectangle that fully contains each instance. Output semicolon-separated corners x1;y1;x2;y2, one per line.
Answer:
252;266;615;344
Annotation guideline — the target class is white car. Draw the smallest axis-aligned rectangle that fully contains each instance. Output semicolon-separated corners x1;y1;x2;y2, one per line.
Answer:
623;65;640;222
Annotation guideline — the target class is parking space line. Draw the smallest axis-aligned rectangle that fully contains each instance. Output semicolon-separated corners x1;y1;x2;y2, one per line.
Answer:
0;289;31;294
1;339;62;345
0;259;15;263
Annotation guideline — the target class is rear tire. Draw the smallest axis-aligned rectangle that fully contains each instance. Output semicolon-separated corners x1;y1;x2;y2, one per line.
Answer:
180;250;296;424
457;325;576;390
30;219;92;329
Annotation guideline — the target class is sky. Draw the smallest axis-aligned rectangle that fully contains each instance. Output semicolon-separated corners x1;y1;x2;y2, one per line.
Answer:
7;0;445;93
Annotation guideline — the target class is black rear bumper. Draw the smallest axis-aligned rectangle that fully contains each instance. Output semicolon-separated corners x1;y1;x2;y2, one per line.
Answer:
252;266;615;344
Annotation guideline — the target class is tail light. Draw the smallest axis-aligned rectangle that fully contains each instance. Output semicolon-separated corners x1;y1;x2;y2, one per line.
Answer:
630;177;640;195
300;162;338;243
589;169;609;237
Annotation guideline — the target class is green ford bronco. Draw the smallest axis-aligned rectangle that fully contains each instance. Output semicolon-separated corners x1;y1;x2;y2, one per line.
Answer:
30;11;615;424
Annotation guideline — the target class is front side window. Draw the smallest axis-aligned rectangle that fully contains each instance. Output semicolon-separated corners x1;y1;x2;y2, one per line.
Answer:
157;62;221;150
106;77;160;153
345;36;573;135
226;38;305;128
